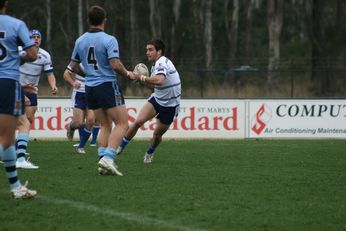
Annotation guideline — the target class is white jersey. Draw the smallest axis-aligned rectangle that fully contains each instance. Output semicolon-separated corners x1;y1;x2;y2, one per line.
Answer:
73;75;86;93
19;47;54;92
150;56;181;107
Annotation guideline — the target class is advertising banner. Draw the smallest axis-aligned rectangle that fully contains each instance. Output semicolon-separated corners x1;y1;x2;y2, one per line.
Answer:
29;98;246;139
248;100;346;138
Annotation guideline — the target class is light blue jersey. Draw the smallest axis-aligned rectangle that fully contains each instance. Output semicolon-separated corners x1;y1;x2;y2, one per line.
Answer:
71;29;120;87
0;14;35;81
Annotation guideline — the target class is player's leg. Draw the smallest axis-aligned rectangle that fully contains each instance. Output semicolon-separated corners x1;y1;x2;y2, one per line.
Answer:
77;109;95;151
0;79;36;198
15;93;39;168
93;108;110;159
89;109;99;146
143;120;170;163
0;114;22;188
25;105;37;124
117;101;157;154
15;115;38;169
95;82;127;176
67;108;84;143
143;101;179;163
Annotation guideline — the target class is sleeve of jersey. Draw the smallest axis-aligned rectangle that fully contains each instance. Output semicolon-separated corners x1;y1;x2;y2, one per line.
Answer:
44;53;54;73
107;37;120;60
155;61;167;78
71;41;81;62
18;21;35;50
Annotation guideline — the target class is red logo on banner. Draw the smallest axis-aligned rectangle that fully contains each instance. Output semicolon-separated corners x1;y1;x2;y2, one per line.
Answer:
251;104;272;135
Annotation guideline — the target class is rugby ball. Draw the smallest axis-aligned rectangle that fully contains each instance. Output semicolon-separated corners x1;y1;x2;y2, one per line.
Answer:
134;63;149;76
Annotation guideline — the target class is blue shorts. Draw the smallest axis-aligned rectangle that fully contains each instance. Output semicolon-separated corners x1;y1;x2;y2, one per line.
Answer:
72;91;87;110
86;82;125;110
149;96;179;125
24;92;38;106
0;78;25;116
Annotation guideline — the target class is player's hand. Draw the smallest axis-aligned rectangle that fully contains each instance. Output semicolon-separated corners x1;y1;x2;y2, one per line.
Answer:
129;71;142;81
51;86;58;95
24;96;31;106
73;82;81;89
22;84;36;93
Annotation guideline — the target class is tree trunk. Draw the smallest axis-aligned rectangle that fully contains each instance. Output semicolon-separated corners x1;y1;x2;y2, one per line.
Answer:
46;0;52;51
149;0;162;38
267;0;284;94
245;0;254;58
225;0;239;66
78;0;83;36
202;0;213;69
308;0;327;95
170;0;181;60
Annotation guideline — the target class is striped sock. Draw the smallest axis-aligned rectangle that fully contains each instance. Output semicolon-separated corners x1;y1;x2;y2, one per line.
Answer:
16;132;29;162
103;147;116;160
2;145;21;189
98;147;106;159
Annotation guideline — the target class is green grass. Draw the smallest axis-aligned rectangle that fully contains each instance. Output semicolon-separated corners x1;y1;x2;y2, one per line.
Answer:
1;139;346;231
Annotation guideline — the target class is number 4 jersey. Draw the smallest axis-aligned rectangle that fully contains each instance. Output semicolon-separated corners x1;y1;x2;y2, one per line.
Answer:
71;28;120;87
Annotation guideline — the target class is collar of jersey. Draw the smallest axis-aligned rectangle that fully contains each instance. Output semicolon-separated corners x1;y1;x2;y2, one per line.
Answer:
89;28;103;33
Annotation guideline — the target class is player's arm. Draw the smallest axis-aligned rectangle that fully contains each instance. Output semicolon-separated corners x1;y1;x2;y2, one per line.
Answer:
63;69;81;89
47;73;58;94
67;61;85;77
109;58;140;80
142;74;165;86
63;69;76;86
20;46;37;63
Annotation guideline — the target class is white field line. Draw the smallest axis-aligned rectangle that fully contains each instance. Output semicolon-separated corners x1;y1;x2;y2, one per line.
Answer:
34;194;208;231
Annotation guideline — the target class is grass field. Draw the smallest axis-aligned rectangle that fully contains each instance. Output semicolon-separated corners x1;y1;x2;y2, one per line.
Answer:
1;139;346;231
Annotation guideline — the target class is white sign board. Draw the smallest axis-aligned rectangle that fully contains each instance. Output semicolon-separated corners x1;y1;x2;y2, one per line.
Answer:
248;100;346;138
29;99;246;139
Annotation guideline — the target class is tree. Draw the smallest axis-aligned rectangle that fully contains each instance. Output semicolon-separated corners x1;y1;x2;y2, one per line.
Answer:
149;0;162;38
224;0;240;66
201;0;213;69
267;0;284;92
45;0;52;51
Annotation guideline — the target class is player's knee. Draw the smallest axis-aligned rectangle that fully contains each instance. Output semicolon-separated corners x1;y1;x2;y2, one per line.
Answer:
26;116;34;124
133;120;145;128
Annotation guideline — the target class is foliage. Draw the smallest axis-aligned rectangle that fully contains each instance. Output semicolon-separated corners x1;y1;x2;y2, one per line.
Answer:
5;0;346;97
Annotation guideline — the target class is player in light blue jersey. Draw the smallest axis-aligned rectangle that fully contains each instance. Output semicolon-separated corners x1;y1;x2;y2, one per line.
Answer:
117;39;181;163
0;0;37;198
67;5;140;176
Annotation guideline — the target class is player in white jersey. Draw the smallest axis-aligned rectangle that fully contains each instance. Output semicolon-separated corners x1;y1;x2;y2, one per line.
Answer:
117;39;181;163
15;29;58;169
63;64;99;154
0;0;37;198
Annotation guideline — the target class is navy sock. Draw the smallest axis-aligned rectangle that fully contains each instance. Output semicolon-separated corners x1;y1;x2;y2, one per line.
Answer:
147;144;155;154
78;125;92;148
91;126;100;144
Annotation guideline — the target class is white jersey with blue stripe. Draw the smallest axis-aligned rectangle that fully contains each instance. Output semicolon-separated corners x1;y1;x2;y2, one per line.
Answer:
74;75;86;93
71;29;120;87
0;14;35;81
19;47;54;89
150;56;181;107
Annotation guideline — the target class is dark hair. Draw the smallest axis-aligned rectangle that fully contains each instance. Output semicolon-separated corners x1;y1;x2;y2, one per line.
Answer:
148;39;165;55
0;0;7;9
88;5;106;26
